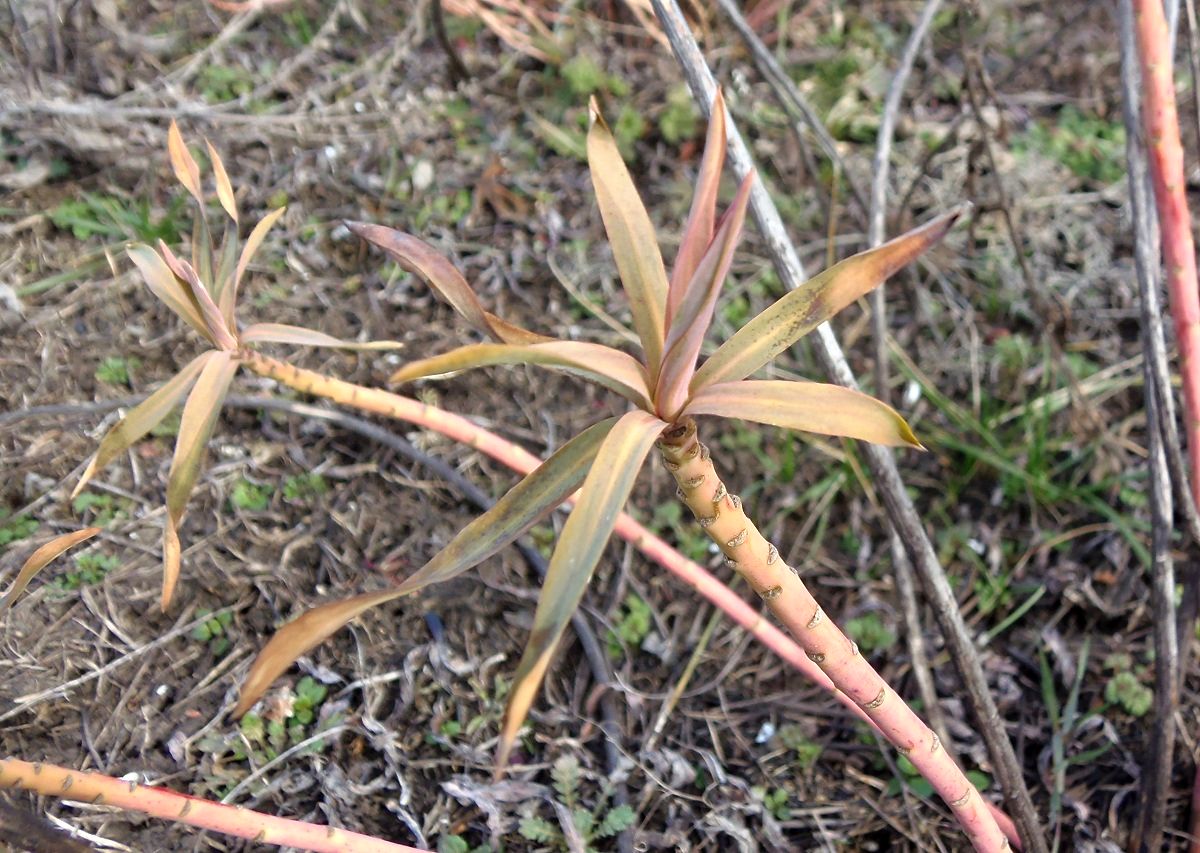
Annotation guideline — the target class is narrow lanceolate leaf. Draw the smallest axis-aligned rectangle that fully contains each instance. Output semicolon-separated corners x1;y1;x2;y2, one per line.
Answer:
0;528;101;614
345;223;550;345
234;419;617;718
391;342;654;410
240;323;403;351
395;418;617;594
167;120;203;204
128;244;214;345
73;352;217;499
213;220;240;327
667;88;727;329
205;140;239;224
160;242;237;350
230;206;287;319
656;171;753;419
162;351;239;610
587;99;669;379
681;380;923;448
691;207;965;391
496;409;666;772
233;587;403;718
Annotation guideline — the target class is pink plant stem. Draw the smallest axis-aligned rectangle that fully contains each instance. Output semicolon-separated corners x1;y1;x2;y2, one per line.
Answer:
0;758;421;852
242;351;1019;846
1135;0;1200;512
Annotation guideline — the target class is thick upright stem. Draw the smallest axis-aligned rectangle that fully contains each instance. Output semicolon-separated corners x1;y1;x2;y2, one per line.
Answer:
657;419;1007;851
1134;0;1200;513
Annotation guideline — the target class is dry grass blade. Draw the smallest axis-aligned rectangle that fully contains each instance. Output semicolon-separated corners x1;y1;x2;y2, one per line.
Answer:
691;206;965;391
394;417;616;594
587;99;670;378
73;351;216;498
128;243;214;344
496;410;665;771
240;323;403;350
667;88;727;326
0;527;102;614
682;380;923;448
346;222;549;345
656;171;753;417
231;207;286;316
162;350;239;609
232;588;404;718
390;342;654;410
167;120;202;204
205;139;239;224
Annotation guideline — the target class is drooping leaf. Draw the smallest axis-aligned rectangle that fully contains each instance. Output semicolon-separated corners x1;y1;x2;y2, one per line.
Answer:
586;99;669;379
395;417;617;594
391;342;654;410
167;120;203;205
667;88;726;329
345;223;550;345
0;528;102;614
691;207;965;391
162;351;239;609
496;409;666;771
655;170;753;419
233;587;403;718
73;351;217;498
229;206;286;319
128;244;214;345
681;380;923;448
240;323;403;351
159;242;236;350
233;418;618;718
205;140;239;224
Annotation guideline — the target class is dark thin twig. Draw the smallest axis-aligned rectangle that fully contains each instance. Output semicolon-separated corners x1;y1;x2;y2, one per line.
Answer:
864;0;949;752
0;798;94;853
430;0;470;85
712;0;869;219
649;2;1046;849
1117;5;1181;850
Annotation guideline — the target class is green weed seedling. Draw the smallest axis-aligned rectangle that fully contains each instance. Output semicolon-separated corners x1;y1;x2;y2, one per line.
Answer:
0;511;38;548
776;724;823;771
53;552;120;592
192;608;235;657
1015;106;1126;185
230;479;273;512
606;593;653;658
750;786;791;821
50;192;184;244
72;492;128;526
886;754;991;800
844;612;896;655
95;356;140;387
282;472;328;504
518;755;635;853
437;835;492;853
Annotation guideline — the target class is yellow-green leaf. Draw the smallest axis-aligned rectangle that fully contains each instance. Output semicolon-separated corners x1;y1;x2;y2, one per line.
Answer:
233;588;403;718
681;380;923;448
656;170;753;419
240;323;403;351
167;120;203;204
73;351;217;499
205;139;238;224
395;417;616;595
667;88;726;329
230;206;286;318
692;207;965;391
496;409;665;771
346;223;550;345
162;350;239;609
128;244;214;345
0;528;102;614
391;342;654;411
587;99;669;379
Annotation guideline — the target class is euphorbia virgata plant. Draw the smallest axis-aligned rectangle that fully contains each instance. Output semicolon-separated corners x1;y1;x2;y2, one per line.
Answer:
235;93;1009;849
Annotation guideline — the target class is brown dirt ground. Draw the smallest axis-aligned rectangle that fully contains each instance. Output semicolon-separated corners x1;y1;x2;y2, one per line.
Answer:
0;1;1194;850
